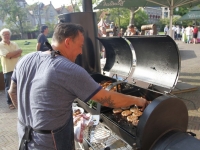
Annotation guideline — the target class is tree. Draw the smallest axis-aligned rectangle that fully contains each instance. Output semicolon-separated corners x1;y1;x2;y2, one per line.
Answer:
134;8;148;31
0;0;28;38
158;16;192;31
107;8;129;29
45;22;56;38
173;7;189;16
128;7;141;25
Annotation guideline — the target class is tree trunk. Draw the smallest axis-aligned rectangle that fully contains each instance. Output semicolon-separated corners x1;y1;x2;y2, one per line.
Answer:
117;8;120;27
19;19;24;39
129;7;140;25
71;0;75;12
129;7;135;25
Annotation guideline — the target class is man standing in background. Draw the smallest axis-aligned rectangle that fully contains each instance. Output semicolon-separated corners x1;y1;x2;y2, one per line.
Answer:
175;25;181;40
164;25;169;35
36;25;49;51
192;26;199;44
185;25;193;44
0;28;22;110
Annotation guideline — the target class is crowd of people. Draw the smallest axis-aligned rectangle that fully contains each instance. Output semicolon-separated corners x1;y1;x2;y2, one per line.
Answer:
98;21;141;38
164;24;199;44
98;21;141;58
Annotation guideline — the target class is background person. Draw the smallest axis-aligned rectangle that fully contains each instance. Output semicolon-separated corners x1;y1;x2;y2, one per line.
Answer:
181;26;186;42
36;25;49;51
118;28;124;37
124;24;139;36
192;26;198;44
185;25;193;44
0;28;22;110
175;25;181;40
8;23;148;150
164;25;169;35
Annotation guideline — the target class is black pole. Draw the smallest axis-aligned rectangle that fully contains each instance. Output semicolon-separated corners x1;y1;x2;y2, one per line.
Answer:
82;0;93;12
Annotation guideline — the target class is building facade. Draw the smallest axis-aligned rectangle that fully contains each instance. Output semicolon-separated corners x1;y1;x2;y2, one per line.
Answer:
0;0;71;30
161;7;170;18
143;7;162;24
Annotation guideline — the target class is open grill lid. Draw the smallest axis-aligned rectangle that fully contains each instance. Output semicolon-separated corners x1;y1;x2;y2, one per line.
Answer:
97;37;133;77
97;36;180;91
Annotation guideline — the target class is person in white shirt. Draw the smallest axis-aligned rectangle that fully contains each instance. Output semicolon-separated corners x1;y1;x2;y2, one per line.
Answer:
164;25;169;35
175;25;181;40
181;26;185;42
185;25;193;44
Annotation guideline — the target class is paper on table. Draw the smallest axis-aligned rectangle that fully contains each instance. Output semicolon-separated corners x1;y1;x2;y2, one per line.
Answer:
92;115;100;125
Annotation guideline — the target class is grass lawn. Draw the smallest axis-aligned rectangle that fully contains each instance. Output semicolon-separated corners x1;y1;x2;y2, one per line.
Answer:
16;38;52;56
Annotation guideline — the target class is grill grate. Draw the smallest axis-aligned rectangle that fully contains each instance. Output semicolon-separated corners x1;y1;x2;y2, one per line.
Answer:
83;123;133;150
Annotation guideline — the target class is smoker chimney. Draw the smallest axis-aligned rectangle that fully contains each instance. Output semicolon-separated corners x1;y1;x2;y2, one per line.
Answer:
82;0;92;12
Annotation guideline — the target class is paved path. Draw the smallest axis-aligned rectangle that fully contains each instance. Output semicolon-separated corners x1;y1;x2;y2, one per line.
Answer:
0;41;200;149
175;41;200;139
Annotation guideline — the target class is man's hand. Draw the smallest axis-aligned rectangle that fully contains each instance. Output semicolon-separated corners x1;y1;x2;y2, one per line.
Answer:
8;80;18;109
136;97;150;111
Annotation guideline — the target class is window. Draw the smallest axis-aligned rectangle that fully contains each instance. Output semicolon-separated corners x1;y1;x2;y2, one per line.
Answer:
50;11;53;17
164;12;168;18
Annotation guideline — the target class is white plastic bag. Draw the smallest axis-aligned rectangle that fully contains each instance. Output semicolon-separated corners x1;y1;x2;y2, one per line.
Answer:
73;113;93;143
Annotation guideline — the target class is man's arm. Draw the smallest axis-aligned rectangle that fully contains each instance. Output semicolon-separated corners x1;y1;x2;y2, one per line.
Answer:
8;80;18;108
6;49;22;59
36;43;41;51
92;88;148;111
11;52;21;58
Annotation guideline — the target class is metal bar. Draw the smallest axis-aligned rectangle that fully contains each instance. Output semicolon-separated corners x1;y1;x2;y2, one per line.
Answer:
82;0;93;12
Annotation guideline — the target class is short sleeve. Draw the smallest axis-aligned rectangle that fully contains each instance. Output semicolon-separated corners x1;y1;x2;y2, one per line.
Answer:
69;68;101;102
11;68;17;83
0;45;9;57
57;63;102;102
38;34;44;43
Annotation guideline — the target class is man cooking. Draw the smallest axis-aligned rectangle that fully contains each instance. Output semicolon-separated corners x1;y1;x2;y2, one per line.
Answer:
8;23;148;150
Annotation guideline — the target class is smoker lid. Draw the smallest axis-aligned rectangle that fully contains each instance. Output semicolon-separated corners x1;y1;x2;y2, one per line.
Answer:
136;96;188;150
97;37;133;77
126;35;180;90
98;36;180;90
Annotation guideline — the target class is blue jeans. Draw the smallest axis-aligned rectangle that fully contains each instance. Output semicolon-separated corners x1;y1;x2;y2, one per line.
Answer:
187;35;191;43
4;71;13;105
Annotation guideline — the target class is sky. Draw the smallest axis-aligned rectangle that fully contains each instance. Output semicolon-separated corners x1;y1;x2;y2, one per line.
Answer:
26;0;72;8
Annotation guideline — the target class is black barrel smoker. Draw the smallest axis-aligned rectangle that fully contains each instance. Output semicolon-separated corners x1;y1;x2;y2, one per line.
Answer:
95;36;200;150
58;1;200;149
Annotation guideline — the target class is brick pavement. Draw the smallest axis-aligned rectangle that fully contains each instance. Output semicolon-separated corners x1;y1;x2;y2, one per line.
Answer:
0;40;200;149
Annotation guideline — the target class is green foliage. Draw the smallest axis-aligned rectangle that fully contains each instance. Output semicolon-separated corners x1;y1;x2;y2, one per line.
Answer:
101;8;130;29
173;7;189;16
98;7;149;31
134;9;148;31
0;0;27;33
45;22;56;38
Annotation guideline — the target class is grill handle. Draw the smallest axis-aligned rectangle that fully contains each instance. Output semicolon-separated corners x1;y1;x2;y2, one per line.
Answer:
187;132;196;137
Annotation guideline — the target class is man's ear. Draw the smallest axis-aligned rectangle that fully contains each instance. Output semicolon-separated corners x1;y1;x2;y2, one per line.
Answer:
64;38;71;47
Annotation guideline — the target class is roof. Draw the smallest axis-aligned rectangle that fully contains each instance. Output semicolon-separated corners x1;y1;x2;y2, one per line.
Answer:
55;6;65;14
15;0;26;2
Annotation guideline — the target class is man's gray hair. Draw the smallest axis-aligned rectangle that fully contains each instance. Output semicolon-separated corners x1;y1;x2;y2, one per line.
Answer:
0;28;12;37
